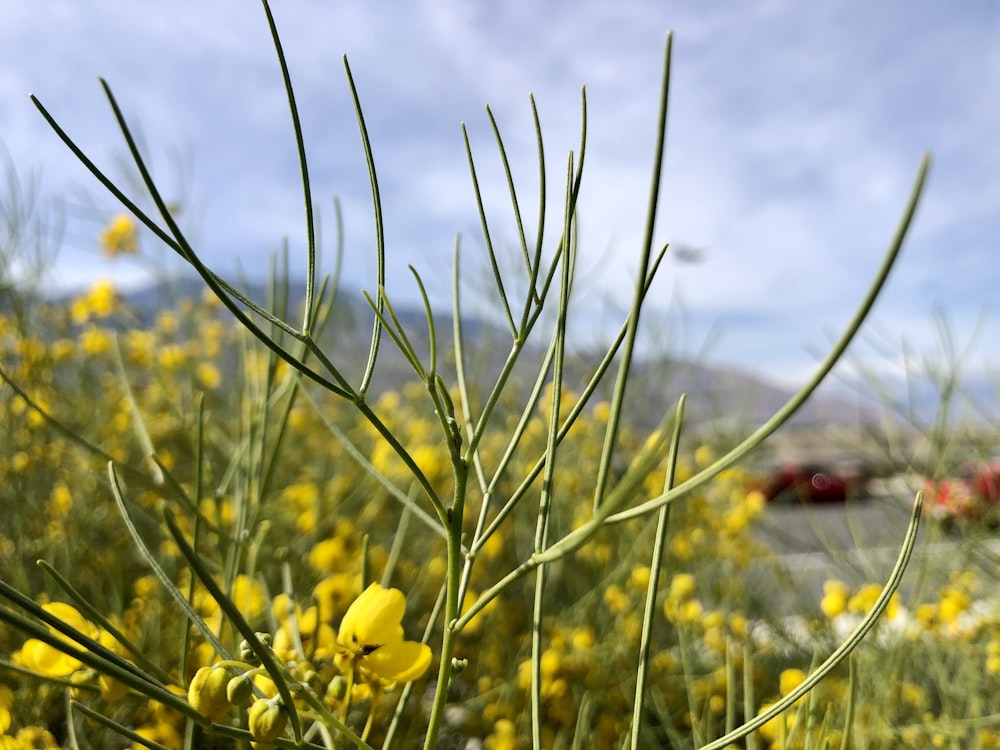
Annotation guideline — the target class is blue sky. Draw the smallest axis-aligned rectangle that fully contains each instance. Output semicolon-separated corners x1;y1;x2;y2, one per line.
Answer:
1;1;998;389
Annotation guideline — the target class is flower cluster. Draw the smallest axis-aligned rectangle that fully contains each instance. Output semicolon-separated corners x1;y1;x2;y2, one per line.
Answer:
184;583;430;745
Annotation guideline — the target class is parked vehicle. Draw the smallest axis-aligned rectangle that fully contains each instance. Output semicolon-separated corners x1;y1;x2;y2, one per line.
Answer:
759;463;869;505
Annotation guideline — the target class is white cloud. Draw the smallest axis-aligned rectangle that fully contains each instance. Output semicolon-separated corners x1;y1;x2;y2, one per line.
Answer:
1;1;997;383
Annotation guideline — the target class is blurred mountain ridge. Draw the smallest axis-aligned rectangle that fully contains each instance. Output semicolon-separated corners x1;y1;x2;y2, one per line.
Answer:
105;276;881;435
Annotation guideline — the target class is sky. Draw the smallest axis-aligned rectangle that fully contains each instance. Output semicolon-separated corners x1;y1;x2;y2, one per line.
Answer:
1;1;998;392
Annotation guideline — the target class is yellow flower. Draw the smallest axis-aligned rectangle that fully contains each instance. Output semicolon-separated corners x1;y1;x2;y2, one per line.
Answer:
314;573;361;622
13;603;99;677
628;566;651;590
0;685;12;734
79;325;113;356
309;537;350;574
100;213;139;256
694;445;715;468
272;606;336;662
485;718;519;750
335;583;431;684
847;583;883;615
669;573;697;601
157;344;188;370
779;668;807;696
71;279;119;324
938;587;970;625
196;362;222;389
820;580;850;619
230;574;267;621
757;701;792;743
677;599;704;625
603;585;629;615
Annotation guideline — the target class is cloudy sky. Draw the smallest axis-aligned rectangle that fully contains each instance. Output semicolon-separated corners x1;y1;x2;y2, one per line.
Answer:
1;1;998;390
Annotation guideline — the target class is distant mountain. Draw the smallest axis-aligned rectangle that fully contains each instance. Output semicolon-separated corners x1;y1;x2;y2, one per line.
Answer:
104;276;882;432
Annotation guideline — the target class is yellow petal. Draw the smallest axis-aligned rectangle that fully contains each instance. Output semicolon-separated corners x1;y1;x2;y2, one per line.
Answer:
16;639;82;676
339;584;405;648
43;602;99;641
366;640;432;683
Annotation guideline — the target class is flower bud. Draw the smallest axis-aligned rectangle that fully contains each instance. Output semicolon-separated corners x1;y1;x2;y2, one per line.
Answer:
188;665;232;721
248;697;288;742
325;674;348;702
227;673;255;706
240;633;272;665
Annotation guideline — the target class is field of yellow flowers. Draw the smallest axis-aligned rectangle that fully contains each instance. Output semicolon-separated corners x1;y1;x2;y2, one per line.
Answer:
2;5;999;748
3;247;1000;749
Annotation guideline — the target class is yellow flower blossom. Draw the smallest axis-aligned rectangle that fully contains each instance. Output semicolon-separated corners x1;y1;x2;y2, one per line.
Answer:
313;573;361;622
272;606;336;662
847;583;883;615
938;587;970;625
628;565;651;590
100;213;139;256
757;701;793;744
820;580;850;619
157;344;188;370
334;583;431;684
13;603;100;677
71;279;119;324
779;668;807;696
677;599;704;625
196;362;222;389
694;445;714;468
603;585;629;615
669;573;697;601
0;685;12;734
230;574;267;621
79;325;113;356
485;718;519;750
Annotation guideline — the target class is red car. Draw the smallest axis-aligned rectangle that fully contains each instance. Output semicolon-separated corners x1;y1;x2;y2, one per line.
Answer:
924;462;1000;523
760;463;869;505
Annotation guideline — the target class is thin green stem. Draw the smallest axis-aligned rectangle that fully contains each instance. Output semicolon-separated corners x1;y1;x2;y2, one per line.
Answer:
593;33;672;511
343;55;386;397
470;244;669;554
106;463;230;658
524;94;546;315
462;121;516;337
259;0;318;335
89;80;357;399
529;154;576;748
422;467;470;750
629;395;685;749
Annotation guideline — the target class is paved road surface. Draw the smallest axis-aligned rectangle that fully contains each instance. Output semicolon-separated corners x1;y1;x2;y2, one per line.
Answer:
750;493;1000;608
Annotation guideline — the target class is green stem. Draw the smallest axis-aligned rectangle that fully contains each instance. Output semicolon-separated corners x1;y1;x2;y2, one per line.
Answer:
629;395;685;748
422;465;469;750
